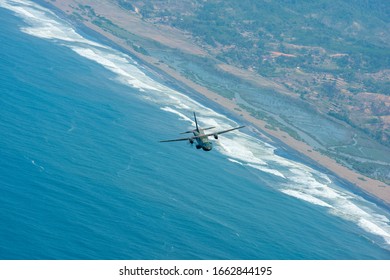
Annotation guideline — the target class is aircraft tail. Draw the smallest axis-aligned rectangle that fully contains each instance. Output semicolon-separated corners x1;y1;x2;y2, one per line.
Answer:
194;112;199;132
180;112;203;134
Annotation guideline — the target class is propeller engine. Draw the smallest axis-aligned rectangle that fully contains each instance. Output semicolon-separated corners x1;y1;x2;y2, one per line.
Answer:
214;134;218;139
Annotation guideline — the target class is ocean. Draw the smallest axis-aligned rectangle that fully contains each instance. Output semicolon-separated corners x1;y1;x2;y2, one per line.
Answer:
0;0;389;259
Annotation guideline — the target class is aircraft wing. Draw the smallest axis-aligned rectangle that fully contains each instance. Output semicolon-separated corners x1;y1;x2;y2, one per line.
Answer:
159;126;245;142
160;134;209;142
203;125;245;137
159;137;193;143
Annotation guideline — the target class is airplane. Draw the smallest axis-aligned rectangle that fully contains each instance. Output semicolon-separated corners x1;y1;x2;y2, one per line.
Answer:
159;112;245;151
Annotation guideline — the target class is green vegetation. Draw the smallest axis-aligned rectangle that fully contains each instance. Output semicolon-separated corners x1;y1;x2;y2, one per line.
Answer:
131;44;149;56
239;104;303;141
129;0;389;71
76;4;151;57
319;147;390;184
117;0;135;11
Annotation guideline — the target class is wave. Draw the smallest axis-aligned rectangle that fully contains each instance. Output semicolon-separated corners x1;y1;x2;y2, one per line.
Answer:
2;0;390;250
1;0;105;47
281;189;333;208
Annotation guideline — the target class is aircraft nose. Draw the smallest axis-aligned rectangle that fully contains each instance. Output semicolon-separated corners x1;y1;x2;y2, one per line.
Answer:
202;143;213;151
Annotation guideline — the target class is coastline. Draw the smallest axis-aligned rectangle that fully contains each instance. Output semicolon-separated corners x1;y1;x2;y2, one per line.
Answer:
40;0;390;206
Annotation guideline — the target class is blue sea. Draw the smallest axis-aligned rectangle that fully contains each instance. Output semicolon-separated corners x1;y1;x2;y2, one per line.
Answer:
1;0;390;259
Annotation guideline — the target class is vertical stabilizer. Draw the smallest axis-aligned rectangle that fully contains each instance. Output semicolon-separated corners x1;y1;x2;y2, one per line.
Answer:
194;112;199;132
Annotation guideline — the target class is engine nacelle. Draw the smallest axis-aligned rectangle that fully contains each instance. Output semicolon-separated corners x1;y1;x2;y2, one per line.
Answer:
214;134;218;139
189;139;194;144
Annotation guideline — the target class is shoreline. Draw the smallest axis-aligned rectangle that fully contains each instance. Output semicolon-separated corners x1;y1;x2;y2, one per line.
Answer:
40;0;390;207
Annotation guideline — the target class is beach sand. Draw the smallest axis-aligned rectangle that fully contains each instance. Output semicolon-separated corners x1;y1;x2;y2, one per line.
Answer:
42;0;390;206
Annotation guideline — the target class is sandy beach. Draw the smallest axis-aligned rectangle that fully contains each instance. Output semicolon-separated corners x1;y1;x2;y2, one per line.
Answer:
41;0;390;206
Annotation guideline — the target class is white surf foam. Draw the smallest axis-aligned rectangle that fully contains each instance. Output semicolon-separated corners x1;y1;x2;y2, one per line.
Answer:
1;0;105;48
281;189;333;208
4;0;390;249
227;158;244;165
247;164;286;178
31;159;45;172
69;46;160;92
161;107;193;123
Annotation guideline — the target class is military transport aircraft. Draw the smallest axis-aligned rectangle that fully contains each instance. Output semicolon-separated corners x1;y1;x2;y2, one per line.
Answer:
159;112;245;151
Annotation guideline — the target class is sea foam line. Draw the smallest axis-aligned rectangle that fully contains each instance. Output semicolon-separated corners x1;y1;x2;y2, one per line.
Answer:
2;0;390;250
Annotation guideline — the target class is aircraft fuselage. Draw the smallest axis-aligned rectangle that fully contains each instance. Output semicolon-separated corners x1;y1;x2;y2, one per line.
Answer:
193;129;213;151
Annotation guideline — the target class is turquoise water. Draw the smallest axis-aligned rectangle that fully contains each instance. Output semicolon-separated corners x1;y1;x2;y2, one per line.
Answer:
1;0;389;259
